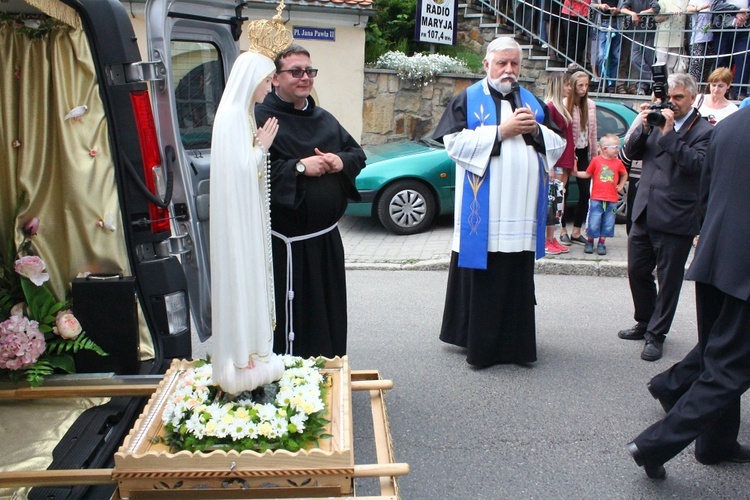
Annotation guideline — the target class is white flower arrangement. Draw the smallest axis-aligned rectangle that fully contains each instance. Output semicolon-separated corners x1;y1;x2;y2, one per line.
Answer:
159;356;330;453
373;50;471;85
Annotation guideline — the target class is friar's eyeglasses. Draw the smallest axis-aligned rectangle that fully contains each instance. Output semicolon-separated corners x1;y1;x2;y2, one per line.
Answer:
278;68;319;78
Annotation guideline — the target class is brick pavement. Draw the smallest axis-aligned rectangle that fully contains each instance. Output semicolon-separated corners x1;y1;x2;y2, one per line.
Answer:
339;214;694;277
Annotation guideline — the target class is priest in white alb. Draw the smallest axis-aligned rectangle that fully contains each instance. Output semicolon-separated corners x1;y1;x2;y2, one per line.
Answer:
434;37;566;368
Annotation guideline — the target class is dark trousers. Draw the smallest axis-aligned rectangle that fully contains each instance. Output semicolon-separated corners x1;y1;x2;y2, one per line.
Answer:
561;15;589;68
564;147;590;229
627;215;693;342
630;29;655;92
633;283;750;466
649;342;700;408
716;31;750;97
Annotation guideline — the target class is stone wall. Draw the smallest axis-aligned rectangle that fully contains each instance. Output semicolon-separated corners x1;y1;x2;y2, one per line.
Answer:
361;56;554;146
361;69;482;146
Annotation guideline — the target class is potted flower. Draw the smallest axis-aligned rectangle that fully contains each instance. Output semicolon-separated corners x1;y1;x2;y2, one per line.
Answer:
0;214;105;387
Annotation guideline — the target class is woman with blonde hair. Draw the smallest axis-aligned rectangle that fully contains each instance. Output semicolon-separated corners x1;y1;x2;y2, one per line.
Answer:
698;67;738;124
544;72;575;254
561;71;597;246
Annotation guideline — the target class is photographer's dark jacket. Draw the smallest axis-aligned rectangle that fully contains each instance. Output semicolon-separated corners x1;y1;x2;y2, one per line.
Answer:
622;108;713;236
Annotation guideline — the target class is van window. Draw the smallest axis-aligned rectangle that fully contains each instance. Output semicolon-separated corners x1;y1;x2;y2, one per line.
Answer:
172;41;224;150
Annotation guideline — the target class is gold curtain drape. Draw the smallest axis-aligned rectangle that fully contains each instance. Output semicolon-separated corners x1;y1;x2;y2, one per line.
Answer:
0;22;154;358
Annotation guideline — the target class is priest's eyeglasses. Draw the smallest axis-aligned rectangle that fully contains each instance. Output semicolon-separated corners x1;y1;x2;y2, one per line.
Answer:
278;68;319;78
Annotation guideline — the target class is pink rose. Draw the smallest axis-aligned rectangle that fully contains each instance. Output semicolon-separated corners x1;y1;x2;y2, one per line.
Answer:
23;217;40;235
14;256;49;286
54;310;82;340
10;303;26;317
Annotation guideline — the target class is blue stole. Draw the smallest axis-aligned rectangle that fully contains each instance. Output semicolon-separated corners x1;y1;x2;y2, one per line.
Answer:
459;81;549;269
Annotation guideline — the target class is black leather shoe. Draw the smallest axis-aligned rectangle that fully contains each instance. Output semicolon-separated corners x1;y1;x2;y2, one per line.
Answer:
628;442;666;479
697;444;750;465
618;324;646;340
646;382;674;413
641;341;664;361
729;445;750;463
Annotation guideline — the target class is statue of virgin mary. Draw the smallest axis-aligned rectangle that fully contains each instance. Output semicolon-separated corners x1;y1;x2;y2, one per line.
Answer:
209;48;286;394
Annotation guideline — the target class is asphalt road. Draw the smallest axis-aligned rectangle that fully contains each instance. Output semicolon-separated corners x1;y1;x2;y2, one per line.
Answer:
191;269;750;498
345;270;750;499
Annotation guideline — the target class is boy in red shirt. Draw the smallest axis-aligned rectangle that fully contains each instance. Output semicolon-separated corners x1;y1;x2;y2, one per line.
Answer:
573;133;628;255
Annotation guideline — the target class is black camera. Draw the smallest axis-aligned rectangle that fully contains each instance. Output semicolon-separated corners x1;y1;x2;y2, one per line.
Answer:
646;63;676;127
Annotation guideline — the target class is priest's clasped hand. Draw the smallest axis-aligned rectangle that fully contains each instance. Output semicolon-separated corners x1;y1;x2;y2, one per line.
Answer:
498;107;539;140
300;148;344;176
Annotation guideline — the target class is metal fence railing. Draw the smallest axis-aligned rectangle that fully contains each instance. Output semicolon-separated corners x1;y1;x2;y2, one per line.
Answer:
465;0;750;98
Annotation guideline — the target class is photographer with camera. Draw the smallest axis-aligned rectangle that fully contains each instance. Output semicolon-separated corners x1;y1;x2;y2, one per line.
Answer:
617;69;713;362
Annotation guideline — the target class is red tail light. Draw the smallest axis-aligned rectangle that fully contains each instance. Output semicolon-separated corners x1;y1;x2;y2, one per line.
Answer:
130;90;171;234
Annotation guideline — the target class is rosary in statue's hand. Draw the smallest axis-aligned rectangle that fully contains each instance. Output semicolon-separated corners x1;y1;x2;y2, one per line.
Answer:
257;116;279;151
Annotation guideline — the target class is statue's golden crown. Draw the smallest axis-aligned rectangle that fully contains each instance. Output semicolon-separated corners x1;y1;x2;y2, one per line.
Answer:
247;1;294;60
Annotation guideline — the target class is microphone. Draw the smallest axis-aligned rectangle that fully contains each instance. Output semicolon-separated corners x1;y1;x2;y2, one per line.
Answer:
510;81;536;142
510;81;523;110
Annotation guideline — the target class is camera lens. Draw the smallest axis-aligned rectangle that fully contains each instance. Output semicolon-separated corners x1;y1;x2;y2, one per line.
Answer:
647;110;666;127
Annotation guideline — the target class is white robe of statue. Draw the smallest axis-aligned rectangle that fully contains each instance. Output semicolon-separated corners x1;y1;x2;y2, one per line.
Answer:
209;51;284;394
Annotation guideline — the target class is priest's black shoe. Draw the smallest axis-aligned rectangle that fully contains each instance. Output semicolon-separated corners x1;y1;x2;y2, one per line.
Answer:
641;340;664;361
728;445;750;463
627;442;666;479
646;382;674;413
698;444;750;465
618;324;646;340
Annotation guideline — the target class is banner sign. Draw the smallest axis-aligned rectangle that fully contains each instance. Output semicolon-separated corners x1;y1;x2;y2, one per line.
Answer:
293;26;336;41
414;0;457;46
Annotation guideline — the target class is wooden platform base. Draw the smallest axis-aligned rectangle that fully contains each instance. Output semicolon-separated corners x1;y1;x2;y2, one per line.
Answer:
114;357;354;498
0;358;408;499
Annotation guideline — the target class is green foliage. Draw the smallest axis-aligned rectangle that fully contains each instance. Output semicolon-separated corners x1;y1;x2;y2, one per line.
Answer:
1;199;107;387
46;332;107;357
364;0;482;72
437;44;485;73
0;13;69;40
365;0;419;63
21;277;65;334
22;359;55;387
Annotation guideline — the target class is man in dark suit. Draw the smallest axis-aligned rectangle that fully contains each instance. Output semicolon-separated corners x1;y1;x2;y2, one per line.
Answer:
617;73;713;361
627;107;750;479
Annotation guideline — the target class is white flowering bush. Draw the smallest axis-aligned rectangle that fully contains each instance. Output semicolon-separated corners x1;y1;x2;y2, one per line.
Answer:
159;356;330;453
373;51;471;85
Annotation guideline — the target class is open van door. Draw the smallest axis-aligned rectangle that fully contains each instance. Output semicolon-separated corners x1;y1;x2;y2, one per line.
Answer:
146;0;243;341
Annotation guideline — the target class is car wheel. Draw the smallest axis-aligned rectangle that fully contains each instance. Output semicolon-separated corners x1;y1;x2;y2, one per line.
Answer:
616;181;628;224
376;180;436;235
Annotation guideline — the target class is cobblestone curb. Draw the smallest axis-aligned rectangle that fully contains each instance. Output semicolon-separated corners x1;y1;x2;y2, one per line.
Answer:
346;258;629;277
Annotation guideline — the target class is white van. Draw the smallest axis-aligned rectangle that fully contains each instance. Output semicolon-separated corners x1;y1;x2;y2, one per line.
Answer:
0;0;268;496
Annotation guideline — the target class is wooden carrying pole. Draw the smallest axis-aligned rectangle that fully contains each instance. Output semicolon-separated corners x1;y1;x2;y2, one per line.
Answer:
0;372;393;400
